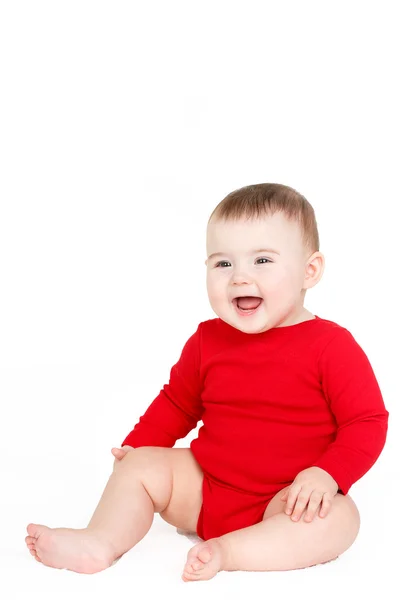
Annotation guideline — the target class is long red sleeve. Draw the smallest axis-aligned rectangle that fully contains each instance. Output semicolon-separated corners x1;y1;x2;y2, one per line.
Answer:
121;316;389;496
121;323;204;448
311;328;388;494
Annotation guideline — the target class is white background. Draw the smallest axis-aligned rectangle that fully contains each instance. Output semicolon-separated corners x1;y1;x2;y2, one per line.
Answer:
0;1;398;598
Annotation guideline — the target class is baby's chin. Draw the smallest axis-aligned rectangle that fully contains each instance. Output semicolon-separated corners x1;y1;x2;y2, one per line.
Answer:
220;313;272;334
238;323;272;334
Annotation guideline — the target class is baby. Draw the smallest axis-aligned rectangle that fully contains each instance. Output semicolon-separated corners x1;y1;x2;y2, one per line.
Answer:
25;183;389;582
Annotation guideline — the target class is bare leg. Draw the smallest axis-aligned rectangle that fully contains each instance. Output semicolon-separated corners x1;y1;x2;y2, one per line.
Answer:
25;449;170;574
86;460;155;556
182;492;360;581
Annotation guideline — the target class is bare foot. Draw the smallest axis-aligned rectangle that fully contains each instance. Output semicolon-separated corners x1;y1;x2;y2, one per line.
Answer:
182;538;227;582
25;523;117;574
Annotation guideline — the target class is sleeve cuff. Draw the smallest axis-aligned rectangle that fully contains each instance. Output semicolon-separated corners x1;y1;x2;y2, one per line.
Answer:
311;457;353;495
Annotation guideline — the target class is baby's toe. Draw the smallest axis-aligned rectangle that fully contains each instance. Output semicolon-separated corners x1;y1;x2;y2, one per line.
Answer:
29;549;42;563
182;569;201;581
197;546;212;564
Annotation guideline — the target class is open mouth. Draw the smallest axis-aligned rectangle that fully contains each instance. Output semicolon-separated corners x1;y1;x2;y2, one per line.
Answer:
233;296;263;316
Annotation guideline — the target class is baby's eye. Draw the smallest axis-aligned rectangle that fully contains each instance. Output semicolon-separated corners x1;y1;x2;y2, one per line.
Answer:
215;257;272;268
215;261;230;268
256;258;272;264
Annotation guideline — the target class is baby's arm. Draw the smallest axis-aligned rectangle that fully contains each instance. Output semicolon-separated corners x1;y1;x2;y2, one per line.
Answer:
121;323;204;450
312;328;389;495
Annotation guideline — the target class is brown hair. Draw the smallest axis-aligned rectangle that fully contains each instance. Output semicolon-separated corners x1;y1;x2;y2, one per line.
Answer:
208;183;319;255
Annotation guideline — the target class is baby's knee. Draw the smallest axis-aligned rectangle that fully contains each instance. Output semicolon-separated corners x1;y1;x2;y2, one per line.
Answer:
112;447;139;472
340;494;360;533
327;493;360;546
115;446;165;475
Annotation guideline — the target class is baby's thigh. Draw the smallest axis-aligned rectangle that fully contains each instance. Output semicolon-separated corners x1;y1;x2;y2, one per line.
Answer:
123;446;204;533
158;448;204;533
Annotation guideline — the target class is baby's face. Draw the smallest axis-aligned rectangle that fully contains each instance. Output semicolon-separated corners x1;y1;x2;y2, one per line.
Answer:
205;212;319;333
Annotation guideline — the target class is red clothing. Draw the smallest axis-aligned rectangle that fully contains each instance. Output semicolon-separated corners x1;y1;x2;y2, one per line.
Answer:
122;316;388;498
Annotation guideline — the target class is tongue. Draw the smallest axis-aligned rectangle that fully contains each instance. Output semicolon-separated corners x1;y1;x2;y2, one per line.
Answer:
237;297;262;310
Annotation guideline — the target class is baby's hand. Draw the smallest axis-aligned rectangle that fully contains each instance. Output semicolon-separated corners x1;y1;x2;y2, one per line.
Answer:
111;445;135;468
280;466;339;523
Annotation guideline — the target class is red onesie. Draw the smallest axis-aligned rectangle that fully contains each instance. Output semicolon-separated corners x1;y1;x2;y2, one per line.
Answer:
122;315;389;540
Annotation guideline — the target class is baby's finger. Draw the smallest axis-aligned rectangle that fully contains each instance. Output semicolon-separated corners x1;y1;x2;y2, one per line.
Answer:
111;447;126;459
319;493;332;518
284;484;301;515
280;488;289;501
290;491;310;521
304;492;324;522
